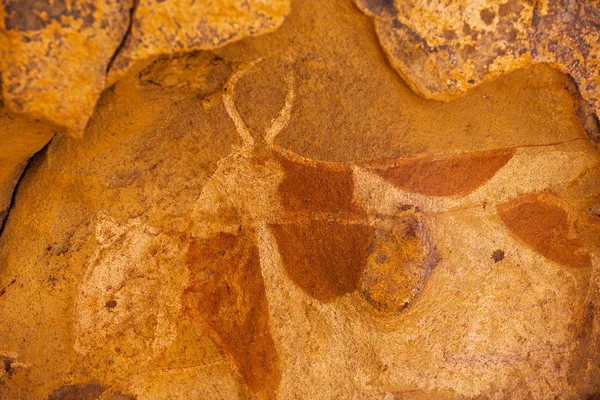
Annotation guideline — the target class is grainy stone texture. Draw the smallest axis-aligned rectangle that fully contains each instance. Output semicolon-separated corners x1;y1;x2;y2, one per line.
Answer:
0;105;54;228
355;0;600;142
106;0;291;85
0;0;291;137
0;0;132;136
0;0;599;399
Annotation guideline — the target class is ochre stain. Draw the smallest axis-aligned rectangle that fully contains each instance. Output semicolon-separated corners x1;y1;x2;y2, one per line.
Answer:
274;152;359;214
498;193;591;269
270;220;372;302
181;230;280;399
372;148;516;197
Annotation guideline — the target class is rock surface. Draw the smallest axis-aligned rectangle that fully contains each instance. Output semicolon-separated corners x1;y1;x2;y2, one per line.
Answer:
0;0;599;399
0;106;54;227
0;0;291;137
106;0;291;85
0;0;132;136
356;0;600;142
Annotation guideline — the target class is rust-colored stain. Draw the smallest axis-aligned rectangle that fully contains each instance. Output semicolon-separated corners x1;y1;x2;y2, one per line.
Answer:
181;230;280;398
498;193;592;269
270;220;373;302
372;148;516;197
275;153;359;214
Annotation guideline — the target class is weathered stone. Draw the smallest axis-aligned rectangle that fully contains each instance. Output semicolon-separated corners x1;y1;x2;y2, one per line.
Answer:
106;0;291;85
0;106;54;228
356;0;600;142
0;0;132;136
0;0;599;398
0;0;290;138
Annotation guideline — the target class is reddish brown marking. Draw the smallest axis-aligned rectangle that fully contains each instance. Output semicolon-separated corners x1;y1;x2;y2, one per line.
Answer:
181;230;280;399
372;148;515;197
498;193;591;269
274;153;359;214
271;221;372;302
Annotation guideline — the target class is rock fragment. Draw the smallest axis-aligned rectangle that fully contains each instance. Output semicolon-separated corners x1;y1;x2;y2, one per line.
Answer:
356;0;600;138
0;0;133;136
106;0;291;84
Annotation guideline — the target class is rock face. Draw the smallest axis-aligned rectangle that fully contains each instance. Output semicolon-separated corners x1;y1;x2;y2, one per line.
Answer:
106;0;291;85
0;106;54;227
0;0;599;399
0;0;291;136
356;0;600;142
0;0;133;136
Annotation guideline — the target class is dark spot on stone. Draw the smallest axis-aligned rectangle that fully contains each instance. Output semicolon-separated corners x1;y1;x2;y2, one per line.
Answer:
462;23;472;35
3;0;96;31
47;382;105;400
492;249;505;263
217;249;226;256
358;0;397;17
399;204;413;211
498;0;523;17
462;44;475;57
105;300;117;309
531;0;540;27
3;359;14;378
443;29;456;40
204;62;233;95
468;79;476;84
480;8;496;25
0;279;17;298
376;253;388;264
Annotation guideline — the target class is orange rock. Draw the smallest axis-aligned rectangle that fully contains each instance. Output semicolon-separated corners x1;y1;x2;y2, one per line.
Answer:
356;0;600;143
106;0;291;85
0;0;132;136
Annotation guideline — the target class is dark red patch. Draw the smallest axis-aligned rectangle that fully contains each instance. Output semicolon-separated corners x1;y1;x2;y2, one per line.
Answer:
498;193;591;269
274;152;359;214
492;249;505;263
371;148;515;197
181;230;280;398
270;221;372;302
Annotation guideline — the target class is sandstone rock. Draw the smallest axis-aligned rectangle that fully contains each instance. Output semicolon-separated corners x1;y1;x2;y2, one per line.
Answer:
356;0;600;142
0;0;290;138
0;0;599;399
0;106;54;228
0;0;133;136
106;0;291;85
